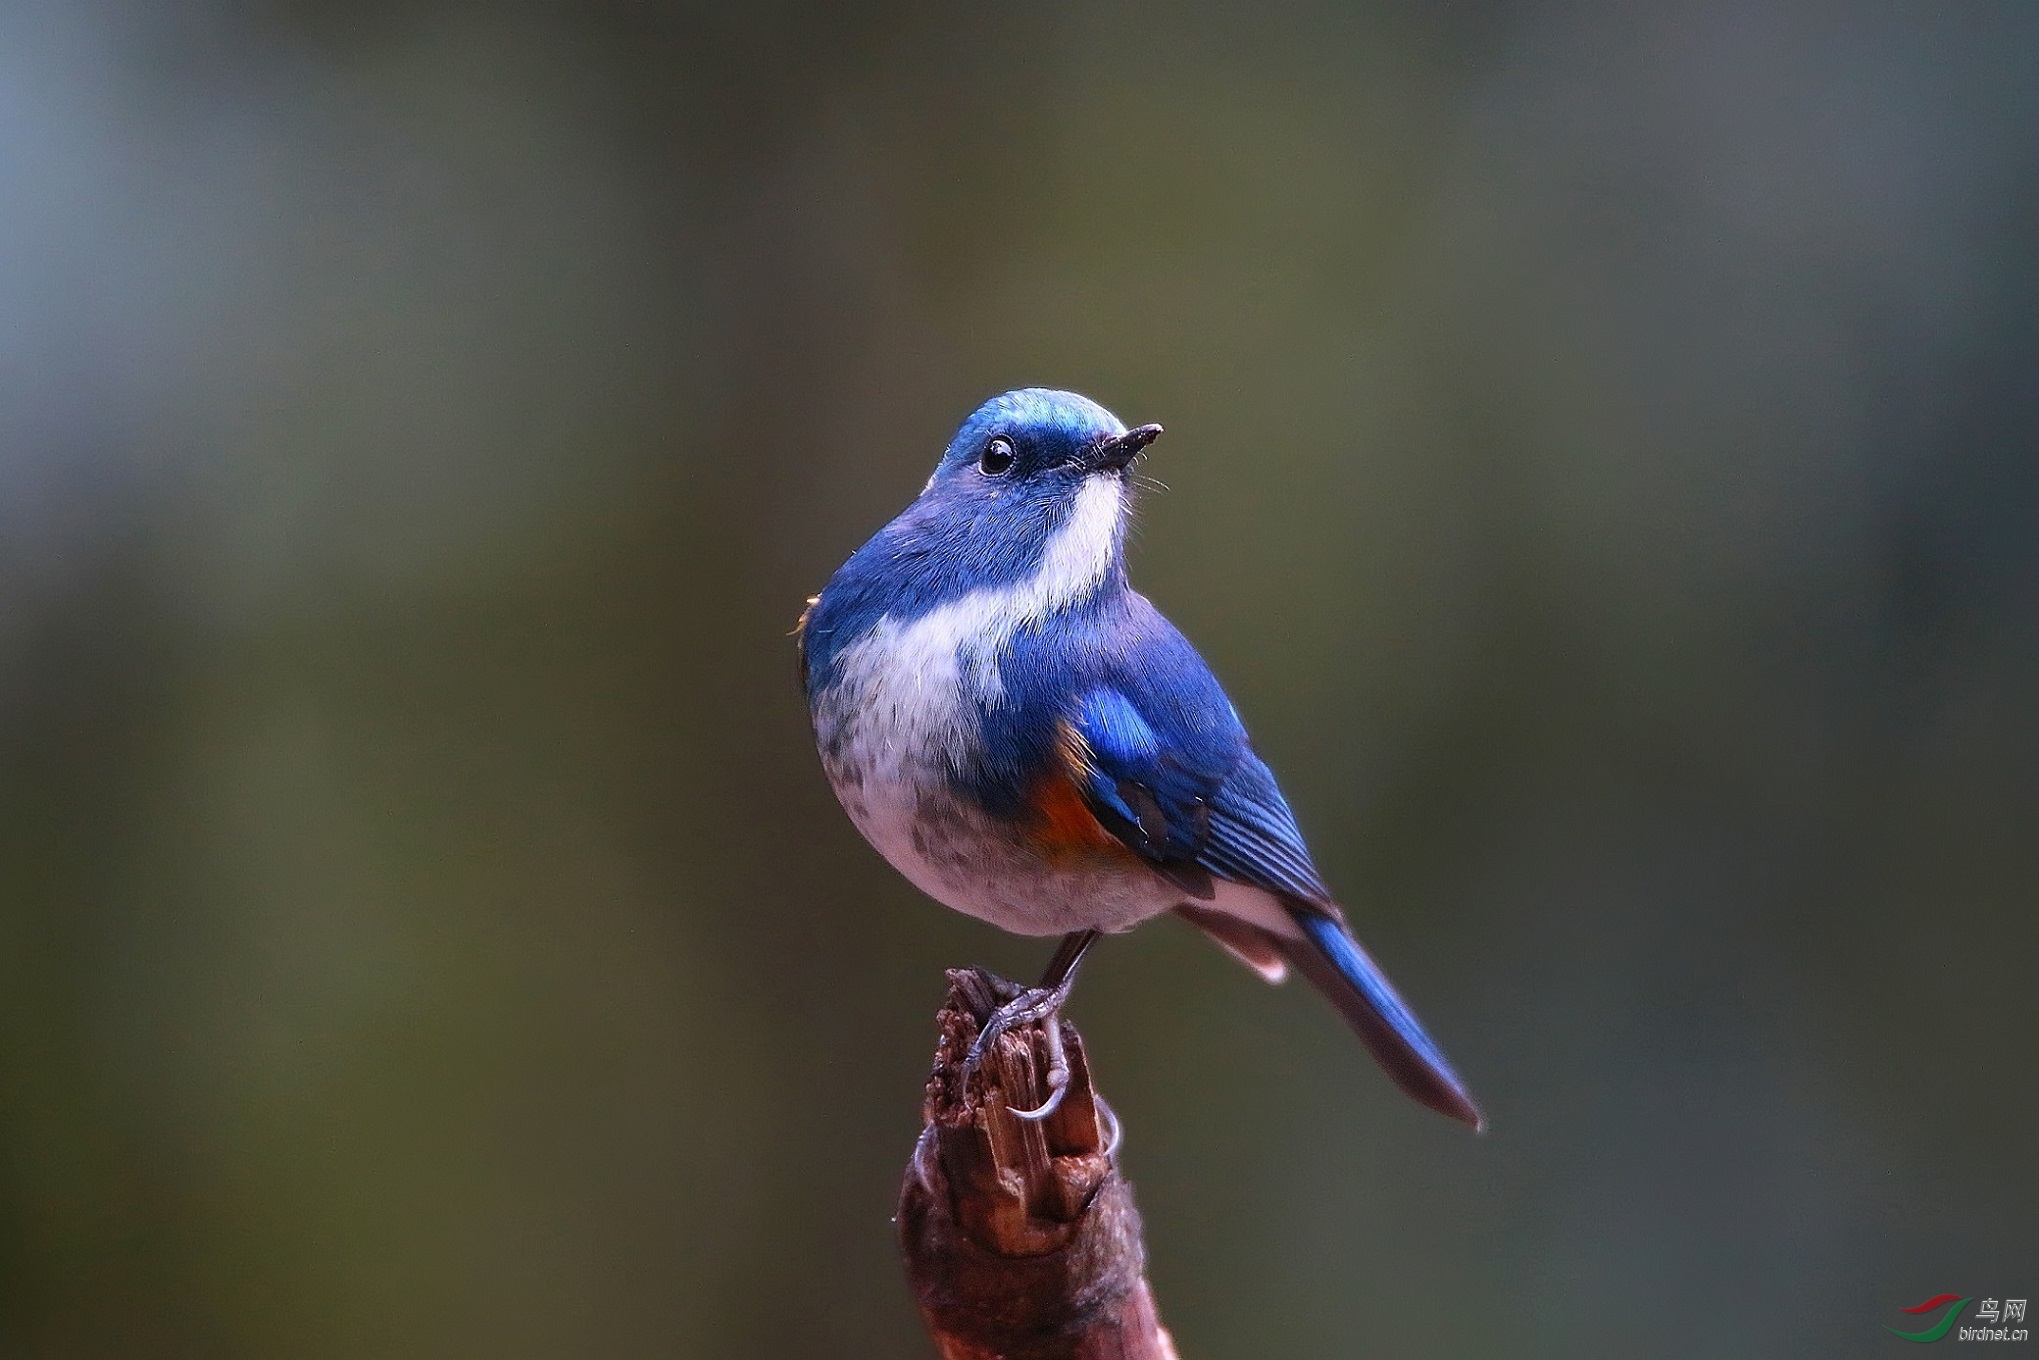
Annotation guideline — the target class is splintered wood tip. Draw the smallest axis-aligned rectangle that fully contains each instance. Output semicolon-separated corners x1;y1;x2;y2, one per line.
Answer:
900;967;1177;1360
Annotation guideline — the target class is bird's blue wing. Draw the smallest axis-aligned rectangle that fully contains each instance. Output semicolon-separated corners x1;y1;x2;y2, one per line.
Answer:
1058;685;1220;899
1062;692;1336;906
1048;596;1483;1130
1040;593;1334;906
1195;752;1334;905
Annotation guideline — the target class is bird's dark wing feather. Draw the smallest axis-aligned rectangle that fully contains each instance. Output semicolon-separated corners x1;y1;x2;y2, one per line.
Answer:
1194;753;1334;905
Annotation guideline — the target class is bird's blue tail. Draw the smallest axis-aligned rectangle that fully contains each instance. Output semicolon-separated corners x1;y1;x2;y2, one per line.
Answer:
1278;907;1484;1131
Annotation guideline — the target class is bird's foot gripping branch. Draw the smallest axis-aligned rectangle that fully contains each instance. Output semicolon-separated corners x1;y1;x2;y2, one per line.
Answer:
898;968;1177;1360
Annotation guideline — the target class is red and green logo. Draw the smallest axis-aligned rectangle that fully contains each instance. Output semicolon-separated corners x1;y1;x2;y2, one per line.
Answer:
1887;1295;1970;1343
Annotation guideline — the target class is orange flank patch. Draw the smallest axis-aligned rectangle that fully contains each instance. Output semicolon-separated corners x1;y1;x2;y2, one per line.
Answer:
1025;773;1126;862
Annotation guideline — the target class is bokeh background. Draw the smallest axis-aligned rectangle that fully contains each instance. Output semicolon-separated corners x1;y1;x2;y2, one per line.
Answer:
4;2;2035;1356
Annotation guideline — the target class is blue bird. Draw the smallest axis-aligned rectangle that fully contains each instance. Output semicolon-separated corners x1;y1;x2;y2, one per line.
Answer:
799;388;1482;1130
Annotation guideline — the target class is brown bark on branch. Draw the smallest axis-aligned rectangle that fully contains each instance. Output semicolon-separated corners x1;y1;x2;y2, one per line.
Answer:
898;968;1179;1360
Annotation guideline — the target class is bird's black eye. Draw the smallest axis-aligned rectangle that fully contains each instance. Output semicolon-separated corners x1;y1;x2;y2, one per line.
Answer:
979;436;1016;476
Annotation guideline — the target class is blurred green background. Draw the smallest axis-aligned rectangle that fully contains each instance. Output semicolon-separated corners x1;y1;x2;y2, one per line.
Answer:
3;2;2034;1356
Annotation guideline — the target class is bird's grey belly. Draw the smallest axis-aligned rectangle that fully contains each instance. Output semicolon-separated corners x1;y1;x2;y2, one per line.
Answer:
826;767;1180;937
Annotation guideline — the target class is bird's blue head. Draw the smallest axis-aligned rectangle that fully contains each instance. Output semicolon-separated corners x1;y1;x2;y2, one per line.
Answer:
925;387;1161;500
802;388;1162;691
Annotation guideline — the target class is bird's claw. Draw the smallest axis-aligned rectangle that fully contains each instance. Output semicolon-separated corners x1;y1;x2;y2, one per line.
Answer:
1007;1011;1071;1121
962;968;1080;1116
1007;1081;1068;1121
964;972;1077;1069
1095;1093;1122;1159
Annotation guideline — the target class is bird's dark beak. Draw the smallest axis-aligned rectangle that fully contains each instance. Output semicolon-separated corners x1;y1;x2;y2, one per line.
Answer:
1089;423;1163;472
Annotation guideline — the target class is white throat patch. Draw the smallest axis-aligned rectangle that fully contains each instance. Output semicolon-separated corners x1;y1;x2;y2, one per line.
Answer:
818;474;1124;784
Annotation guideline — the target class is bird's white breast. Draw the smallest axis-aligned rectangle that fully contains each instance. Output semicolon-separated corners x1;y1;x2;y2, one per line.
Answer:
816;474;1124;786
814;476;1178;934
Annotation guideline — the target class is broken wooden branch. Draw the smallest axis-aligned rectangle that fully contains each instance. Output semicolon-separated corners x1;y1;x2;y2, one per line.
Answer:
898;967;1178;1360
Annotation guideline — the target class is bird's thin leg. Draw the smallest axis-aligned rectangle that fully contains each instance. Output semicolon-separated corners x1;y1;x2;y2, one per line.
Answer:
965;929;1099;1121
1036;927;1100;993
